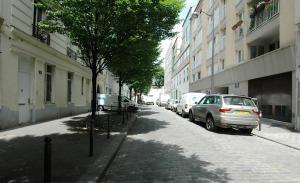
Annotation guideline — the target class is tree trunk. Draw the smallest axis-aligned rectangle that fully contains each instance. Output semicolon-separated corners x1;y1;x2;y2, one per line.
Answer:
89;68;97;157
118;77;122;112
129;87;133;100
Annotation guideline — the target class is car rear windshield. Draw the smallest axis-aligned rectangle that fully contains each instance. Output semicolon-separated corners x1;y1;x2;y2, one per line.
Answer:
223;96;255;107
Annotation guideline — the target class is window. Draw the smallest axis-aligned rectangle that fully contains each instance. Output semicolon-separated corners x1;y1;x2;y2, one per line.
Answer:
208;66;212;76
237;50;243;63
215;96;222;105
33;1;50;44
81;77;84;95
45;64;54;103
223;96;255;106
250;46;257;59
258;46;265;56
235;82;240;88
221;60;225;70
203;96;215;104
193;74;195;82
197;72;201;80
186;68;189;81
198;96;207;105
67;72;73;102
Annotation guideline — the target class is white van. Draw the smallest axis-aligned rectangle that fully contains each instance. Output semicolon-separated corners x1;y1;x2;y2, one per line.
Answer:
143;95;155;105
158;94;170;107
176;92;206;117
97;94;135;111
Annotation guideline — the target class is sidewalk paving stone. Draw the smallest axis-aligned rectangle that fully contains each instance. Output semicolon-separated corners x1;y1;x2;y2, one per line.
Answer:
253;118;300;150
0;110;137;183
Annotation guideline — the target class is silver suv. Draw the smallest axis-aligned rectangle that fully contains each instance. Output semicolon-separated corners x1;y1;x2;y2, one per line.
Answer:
189;95;260;134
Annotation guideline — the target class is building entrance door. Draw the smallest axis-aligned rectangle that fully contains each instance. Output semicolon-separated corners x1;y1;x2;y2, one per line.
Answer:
18;57;32;123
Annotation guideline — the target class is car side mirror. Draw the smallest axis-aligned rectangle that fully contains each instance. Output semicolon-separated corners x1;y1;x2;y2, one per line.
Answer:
195;102;198;104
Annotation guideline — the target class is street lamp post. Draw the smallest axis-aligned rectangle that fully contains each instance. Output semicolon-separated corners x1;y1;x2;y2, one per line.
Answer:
192;6;215;94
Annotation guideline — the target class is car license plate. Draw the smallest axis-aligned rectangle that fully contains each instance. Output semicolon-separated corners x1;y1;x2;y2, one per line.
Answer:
236;111;250;115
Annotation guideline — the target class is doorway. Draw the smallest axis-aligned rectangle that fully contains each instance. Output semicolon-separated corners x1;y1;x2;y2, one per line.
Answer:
18;56;33;123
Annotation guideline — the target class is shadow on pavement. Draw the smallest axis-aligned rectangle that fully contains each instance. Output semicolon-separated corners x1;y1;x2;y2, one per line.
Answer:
192;121;252;136
0;113;132;183
63;112;131;133
101;139;230;183
0;132;114;183
138;110;160;117
128;117;169;135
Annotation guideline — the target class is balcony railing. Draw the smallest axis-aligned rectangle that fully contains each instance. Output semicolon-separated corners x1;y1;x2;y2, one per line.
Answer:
67;47;78;61
249;0;279;33
33;24;50;45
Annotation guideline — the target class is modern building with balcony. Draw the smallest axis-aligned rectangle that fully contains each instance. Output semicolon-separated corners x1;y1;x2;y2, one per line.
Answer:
169;7;194;100
189;0;299;130
0;1;93;129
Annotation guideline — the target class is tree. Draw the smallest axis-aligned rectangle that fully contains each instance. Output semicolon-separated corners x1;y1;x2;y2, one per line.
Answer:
37;0;183;156
107;37;160;110
153;65;164;88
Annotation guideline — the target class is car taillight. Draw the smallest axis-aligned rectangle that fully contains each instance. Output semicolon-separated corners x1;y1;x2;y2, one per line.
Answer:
219;108;231;113
185;104;188;109
253;109;260;118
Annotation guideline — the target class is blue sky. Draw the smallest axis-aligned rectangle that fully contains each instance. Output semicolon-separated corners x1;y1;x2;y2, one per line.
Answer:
160;0;198;64
180;0;198;19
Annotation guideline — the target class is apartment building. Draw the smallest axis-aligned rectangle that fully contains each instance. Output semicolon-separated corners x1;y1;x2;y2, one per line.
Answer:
0;0;93;129
164;41;174;97
170;7;194;100
189;0;299;129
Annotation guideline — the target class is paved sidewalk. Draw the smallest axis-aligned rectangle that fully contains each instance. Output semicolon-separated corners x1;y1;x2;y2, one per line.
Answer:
253;119;300;150
0;110;137;183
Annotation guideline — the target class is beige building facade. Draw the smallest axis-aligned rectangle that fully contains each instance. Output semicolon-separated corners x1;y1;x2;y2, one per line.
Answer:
0;0;93;129
189;0;299;129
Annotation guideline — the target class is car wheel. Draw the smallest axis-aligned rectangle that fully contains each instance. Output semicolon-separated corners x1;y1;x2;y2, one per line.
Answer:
206;116;217;131
239;129;253;134
189;111;195;122
181;110;186;118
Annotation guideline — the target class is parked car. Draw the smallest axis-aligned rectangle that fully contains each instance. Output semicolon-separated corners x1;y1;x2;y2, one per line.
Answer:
97;94;135;111
143;95;155;105
171;99;179;112
165;99;177;110
156;99;160;106
158;94;170;107
189;94;260;134
177;93;206;118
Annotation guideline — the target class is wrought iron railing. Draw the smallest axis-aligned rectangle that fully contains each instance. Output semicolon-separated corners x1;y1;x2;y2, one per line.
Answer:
32;24;50;45
249;0;279;32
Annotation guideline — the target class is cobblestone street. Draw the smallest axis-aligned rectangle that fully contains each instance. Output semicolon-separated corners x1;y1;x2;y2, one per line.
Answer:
102;106;300;183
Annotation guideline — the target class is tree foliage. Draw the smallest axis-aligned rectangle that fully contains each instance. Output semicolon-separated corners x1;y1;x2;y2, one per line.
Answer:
153;65;164;88
36;0;183;156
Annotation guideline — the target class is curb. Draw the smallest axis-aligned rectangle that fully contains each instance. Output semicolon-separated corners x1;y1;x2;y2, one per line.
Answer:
252;132;300;151
77;113;138;183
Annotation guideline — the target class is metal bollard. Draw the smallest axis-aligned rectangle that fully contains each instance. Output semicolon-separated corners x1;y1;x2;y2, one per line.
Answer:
122;108;125;124
44;137;52;183
126;107;129;120
107;115;110;139
258;119;262;131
